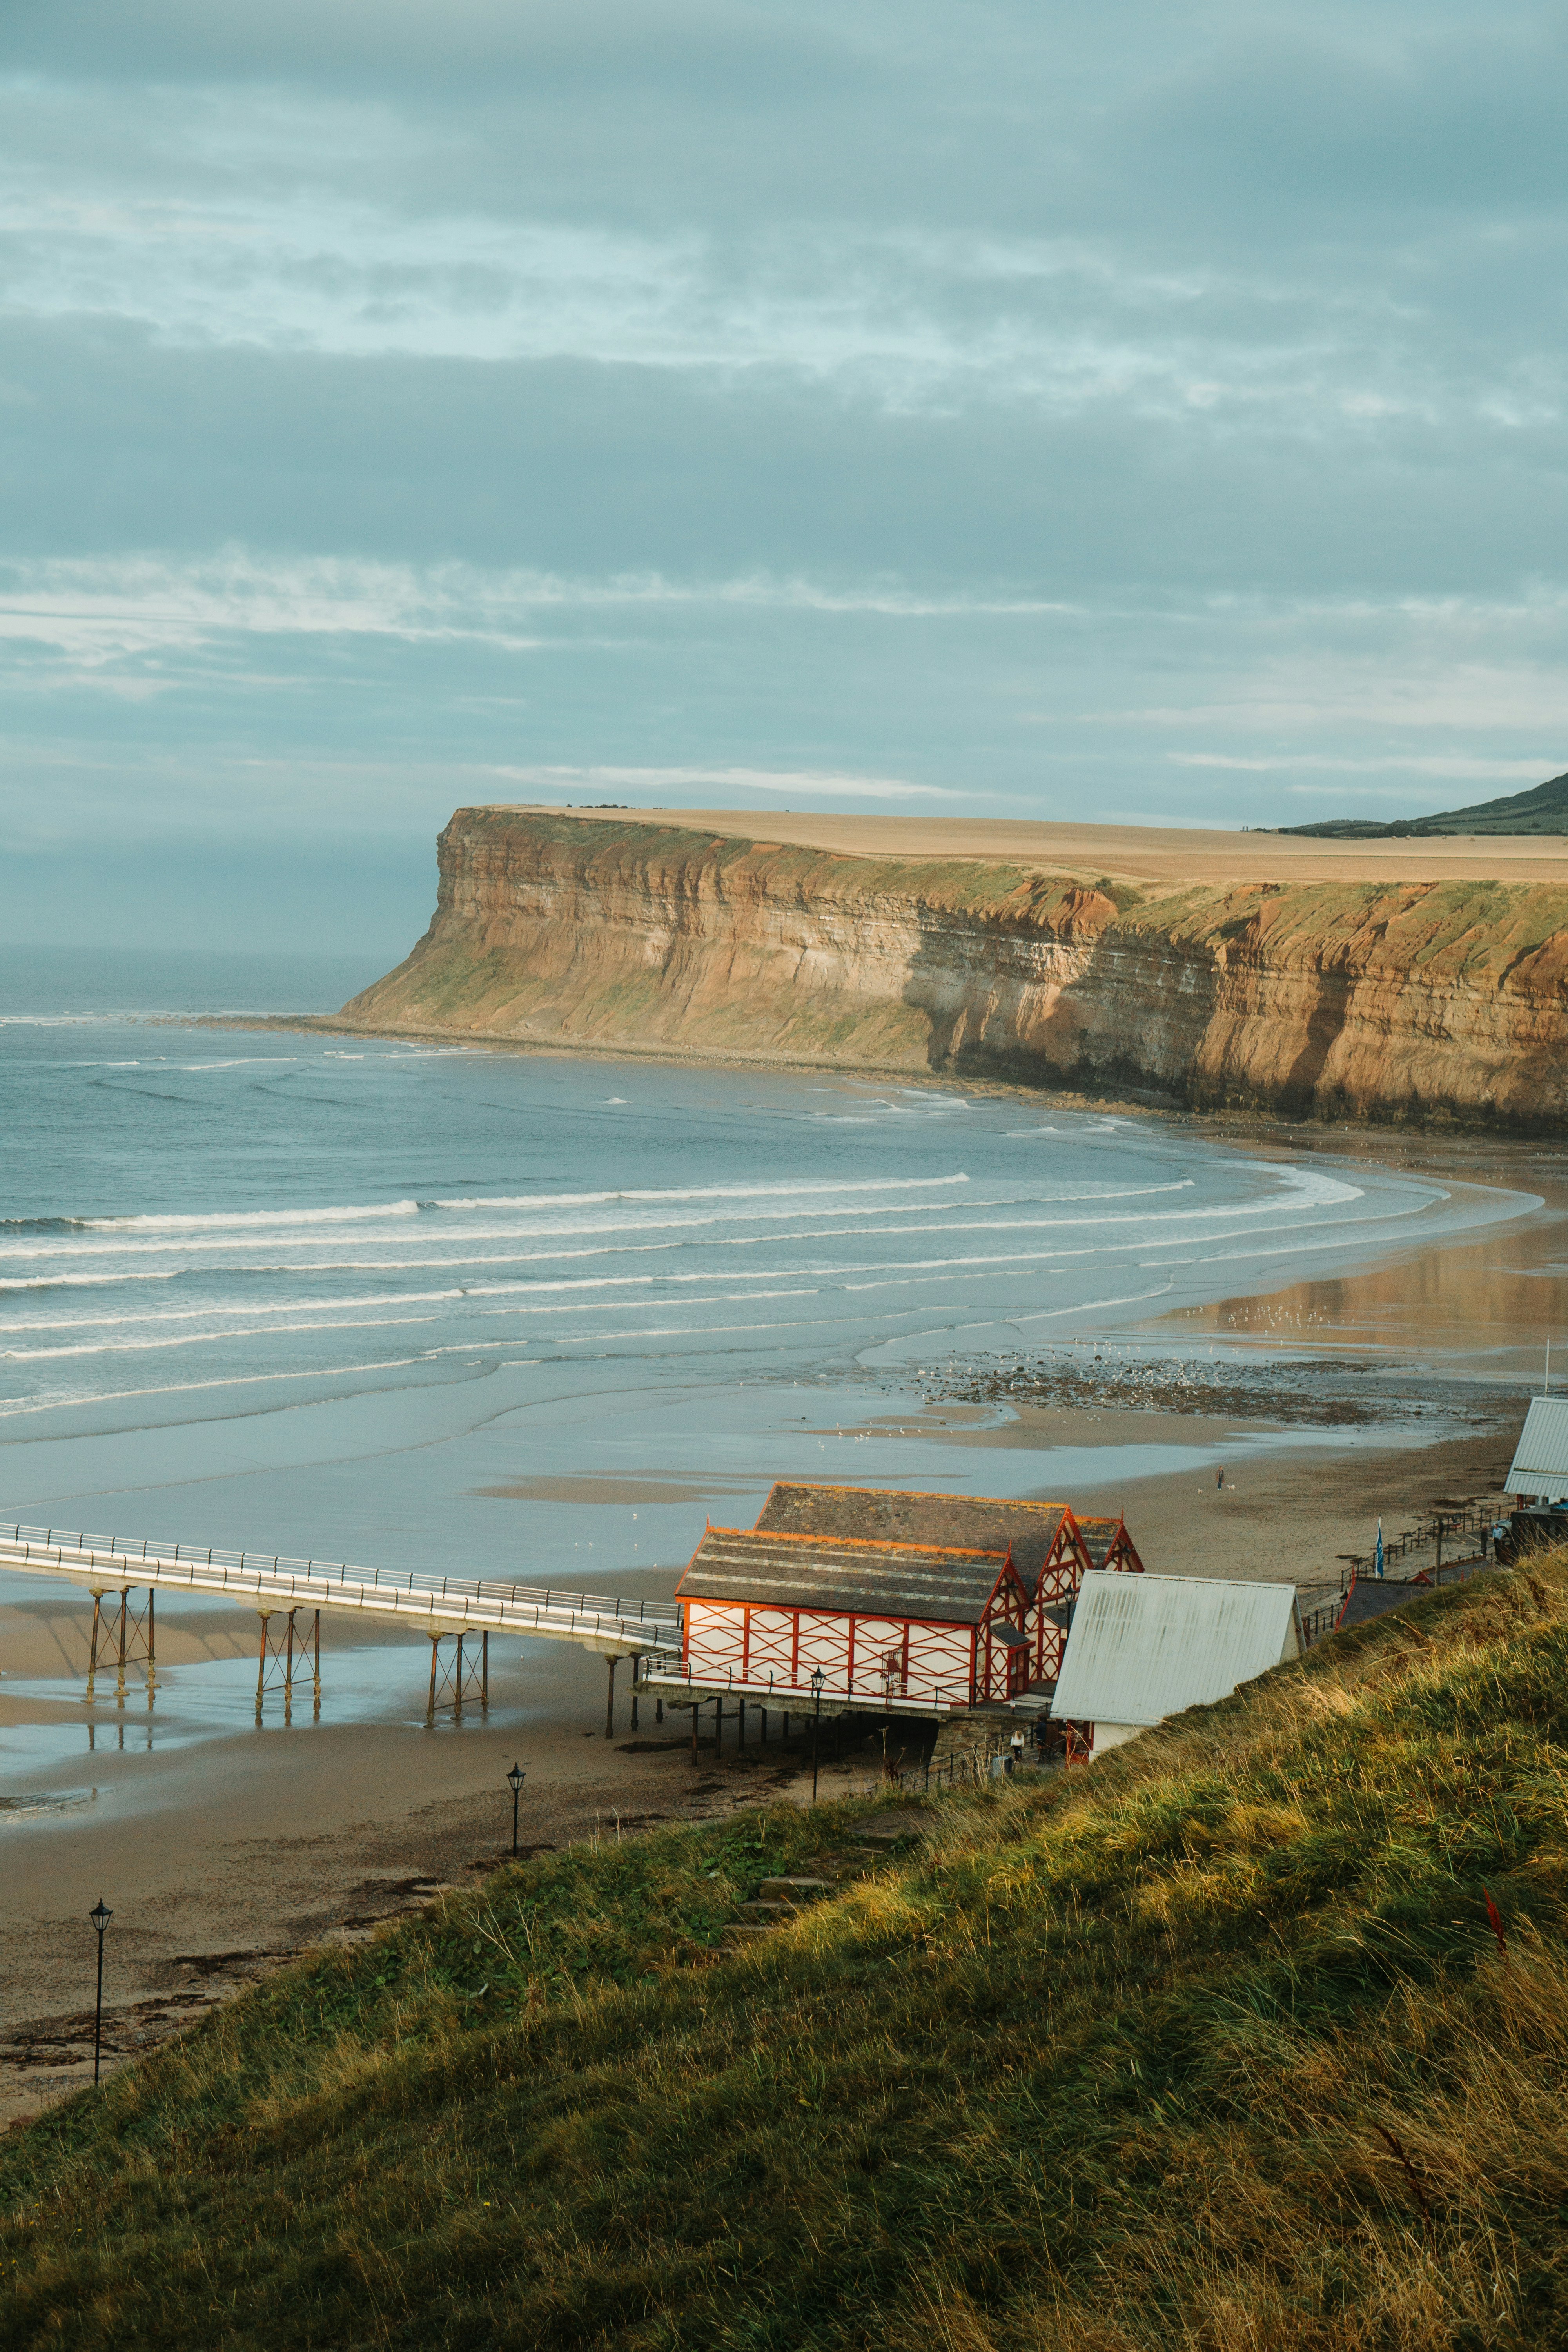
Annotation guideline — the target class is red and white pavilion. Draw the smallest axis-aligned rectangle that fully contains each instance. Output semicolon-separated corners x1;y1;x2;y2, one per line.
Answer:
643;1481;1144;1722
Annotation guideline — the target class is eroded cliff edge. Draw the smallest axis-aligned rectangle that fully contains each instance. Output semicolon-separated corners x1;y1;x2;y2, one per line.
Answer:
343;809;1568;1128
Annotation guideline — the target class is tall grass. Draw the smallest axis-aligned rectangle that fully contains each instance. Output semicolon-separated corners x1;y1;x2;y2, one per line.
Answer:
4;1559;1568;2349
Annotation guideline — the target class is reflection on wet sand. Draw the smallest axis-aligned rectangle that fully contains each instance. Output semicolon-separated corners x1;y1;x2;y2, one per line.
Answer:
1147;1128;1568;1383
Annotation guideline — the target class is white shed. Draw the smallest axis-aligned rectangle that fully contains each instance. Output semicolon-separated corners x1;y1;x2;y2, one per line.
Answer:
1050;1572;1303;1755
1506;1397;1568;1504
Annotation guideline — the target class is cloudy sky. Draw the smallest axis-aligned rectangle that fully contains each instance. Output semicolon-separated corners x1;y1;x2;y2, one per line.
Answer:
4;0;1566;953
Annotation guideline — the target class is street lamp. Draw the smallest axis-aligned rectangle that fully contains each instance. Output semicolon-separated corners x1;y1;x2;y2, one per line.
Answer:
506;1762;525;1858
809;1668;825;1803
89;1899;112;2086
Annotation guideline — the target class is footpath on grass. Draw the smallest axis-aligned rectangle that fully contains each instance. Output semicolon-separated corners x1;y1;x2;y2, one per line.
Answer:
4;1555;1568;2351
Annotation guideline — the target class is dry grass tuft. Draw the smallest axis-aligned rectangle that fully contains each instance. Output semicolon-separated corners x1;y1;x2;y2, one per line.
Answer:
3;1555;1568;2349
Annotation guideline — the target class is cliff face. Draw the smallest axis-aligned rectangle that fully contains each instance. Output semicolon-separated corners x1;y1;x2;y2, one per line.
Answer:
343;810;1568;1128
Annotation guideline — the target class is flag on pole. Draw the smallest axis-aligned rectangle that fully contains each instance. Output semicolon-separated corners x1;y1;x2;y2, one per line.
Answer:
1375;1517;1384;1579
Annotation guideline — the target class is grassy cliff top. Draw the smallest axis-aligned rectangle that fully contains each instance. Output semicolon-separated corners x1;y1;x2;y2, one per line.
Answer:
9;1560;1568;2350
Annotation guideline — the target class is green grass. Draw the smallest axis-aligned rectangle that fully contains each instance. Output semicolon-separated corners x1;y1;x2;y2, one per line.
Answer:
9;1560;1568;2349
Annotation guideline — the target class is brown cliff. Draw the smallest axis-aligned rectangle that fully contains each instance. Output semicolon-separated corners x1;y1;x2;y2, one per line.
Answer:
342;810;1568;1129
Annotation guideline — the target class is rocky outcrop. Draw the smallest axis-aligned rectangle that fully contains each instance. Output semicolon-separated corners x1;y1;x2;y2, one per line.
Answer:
342;810;1568;1129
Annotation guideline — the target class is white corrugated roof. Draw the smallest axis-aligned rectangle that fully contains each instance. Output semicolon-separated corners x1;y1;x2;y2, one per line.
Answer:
1050;1573;1300;1729
1506;1397;1568;1492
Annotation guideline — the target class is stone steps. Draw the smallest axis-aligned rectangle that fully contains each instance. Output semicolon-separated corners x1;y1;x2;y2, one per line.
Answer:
720;1828;927;1951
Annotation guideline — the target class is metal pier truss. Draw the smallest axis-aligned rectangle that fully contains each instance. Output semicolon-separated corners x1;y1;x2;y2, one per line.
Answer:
86;1585;156;1704
426;1628;489;1726
256;1608;321;1722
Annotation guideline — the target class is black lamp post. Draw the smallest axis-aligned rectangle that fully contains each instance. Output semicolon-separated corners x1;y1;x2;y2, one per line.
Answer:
810;1667;825;1803
506;1762;525;1857
89;1899;111;2085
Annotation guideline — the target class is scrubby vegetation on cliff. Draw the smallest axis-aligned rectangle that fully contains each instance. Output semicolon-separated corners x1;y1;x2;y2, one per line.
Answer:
6;1558;1568;2350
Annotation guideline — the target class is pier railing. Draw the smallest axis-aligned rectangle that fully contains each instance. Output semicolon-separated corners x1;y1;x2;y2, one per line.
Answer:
1298;1503;1503;1646
0;1521;683;1651
1330;1503;1499;1596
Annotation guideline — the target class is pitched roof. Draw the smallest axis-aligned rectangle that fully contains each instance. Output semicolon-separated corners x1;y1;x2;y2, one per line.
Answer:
1051;1573;1301;1729
1507;1397;1568;1497
1074;1515;1127;1570
678;1525;1016;1622
753;1482;1074;1584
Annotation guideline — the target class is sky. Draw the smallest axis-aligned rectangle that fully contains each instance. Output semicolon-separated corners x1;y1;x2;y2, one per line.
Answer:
4;0;1567;956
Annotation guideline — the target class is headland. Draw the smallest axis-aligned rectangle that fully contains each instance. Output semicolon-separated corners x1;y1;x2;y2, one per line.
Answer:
333;807;1568;1130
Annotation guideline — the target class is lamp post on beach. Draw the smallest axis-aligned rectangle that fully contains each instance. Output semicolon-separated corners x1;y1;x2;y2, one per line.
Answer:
89;1899;111;2085
810;1668;825;1803
506;1762;525;1858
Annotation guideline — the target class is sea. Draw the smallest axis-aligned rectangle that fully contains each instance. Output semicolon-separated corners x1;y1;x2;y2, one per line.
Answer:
0;943;1542;1796
0;942;1536;1568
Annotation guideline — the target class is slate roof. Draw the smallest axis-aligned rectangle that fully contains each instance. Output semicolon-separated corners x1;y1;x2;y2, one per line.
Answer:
1075;1515;1136;1570
678;1524;1016;1623
753;1482;1074;1585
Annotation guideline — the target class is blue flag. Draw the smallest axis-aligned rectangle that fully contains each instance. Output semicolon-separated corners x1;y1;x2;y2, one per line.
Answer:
1375;1517;1384;1579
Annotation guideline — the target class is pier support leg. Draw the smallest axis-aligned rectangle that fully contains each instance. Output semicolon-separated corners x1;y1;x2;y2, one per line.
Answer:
604;1654;618;1739
85;1589;105;1703
655;1692;663;1723
454;1633;465;1723
115;1591;129;1704
284;1608;296;1721
481;1630;489;1715
312;1611;321;1717
145;1590;155;1694
256;1611;272;1721
426;1636;441;1727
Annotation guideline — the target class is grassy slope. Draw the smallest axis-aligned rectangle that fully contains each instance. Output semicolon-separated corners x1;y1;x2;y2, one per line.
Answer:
1280;769;1568;839
7;1561;1568;2351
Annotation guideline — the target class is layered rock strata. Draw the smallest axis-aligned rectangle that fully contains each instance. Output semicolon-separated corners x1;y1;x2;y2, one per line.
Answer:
343;810;1568;1129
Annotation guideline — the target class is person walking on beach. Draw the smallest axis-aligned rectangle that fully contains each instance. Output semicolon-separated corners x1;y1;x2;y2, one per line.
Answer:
1216;1465;1224;1491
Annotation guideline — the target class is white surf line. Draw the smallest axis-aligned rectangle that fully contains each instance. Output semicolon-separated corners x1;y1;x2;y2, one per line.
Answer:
0;1524;682;1659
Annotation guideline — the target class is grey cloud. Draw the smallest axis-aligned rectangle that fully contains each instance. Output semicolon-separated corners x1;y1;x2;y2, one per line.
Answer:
5;320;1565;597
0;0;874;104
1134;21;1568;223
2;0;1566;947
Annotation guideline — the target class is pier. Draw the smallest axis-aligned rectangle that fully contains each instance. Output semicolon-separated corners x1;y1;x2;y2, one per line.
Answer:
0;1522;682;1727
